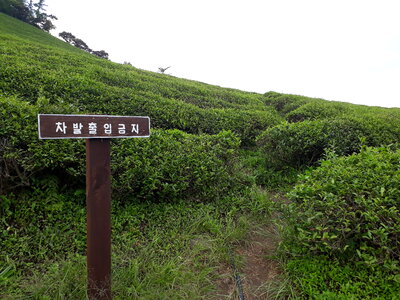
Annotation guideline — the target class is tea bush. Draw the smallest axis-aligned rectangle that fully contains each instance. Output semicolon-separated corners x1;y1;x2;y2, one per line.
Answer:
286;147;400;270
1;95;250;270
285;256;400;298
256;120;326;168
286;101;351;122
112;129;247;203
256;116;400;168
263;92;313;116
0;48;281;145
0;95;85;194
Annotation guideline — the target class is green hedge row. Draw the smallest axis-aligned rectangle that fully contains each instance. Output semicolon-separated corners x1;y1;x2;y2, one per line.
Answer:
0;96;85;194
286;101;351;122
0;95;248;203
112;129;245;203
286;146;400;271
256;115;400;168
263;92;315;116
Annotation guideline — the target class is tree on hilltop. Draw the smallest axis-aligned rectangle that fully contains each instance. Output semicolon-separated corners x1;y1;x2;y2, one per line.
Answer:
92;50;109;60
29;0;57;31
0;0;30;20
0;0;57;31
58;31;76;44
59;31;109;60
71;38;92;53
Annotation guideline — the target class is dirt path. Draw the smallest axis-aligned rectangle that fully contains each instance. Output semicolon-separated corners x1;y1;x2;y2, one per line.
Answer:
215;222;284;299
238;223;282;299
213;190;290;299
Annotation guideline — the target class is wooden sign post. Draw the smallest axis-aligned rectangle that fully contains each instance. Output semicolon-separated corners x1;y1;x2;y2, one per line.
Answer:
38;114;150;299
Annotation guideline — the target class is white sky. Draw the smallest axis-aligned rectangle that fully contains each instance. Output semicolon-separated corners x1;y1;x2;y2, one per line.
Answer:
45;0;400;108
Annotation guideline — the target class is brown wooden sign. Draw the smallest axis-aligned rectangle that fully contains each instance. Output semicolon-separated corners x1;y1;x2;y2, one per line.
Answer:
38;113;150;300
38;114;150;139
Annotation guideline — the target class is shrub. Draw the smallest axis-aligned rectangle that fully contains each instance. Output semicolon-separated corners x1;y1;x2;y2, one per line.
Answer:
263;92;315;116
285;256;400;298
256;120;326;168
286;147;400;270
0;95;86;194
286;101;350;122
112;129;247;203
256;116;400;169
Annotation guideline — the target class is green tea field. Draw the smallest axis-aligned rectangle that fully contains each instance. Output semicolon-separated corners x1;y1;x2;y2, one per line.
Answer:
1;12;400;299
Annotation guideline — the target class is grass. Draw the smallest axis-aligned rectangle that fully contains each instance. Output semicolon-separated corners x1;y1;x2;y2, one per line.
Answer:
1;189;275;299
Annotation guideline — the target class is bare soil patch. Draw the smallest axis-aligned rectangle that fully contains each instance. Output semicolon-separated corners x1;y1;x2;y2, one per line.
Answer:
215;222;283;299
238;224;282;299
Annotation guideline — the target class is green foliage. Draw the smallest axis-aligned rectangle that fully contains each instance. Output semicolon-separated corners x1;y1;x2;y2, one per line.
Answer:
238;149;299;190
0;179;87;271
286;101;350;122
0;94;249;202
3;12;400;299
260;92;400;170
0;0;30;21
0;13;282;146
263;92;315;116
0;95;85;193
285;147;400;271
257;115;400;168
257;120;327;168
0;0;57;31
59;31;109;59
2;190;274;298
263;91;400;124
285;256;400;299
112;130;247;203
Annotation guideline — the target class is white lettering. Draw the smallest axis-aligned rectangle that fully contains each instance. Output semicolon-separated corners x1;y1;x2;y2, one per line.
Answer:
73;123;83;134
131;124;139;134
118;124;126;134
55;122;67;134
88;122;97;135
104;123;112;134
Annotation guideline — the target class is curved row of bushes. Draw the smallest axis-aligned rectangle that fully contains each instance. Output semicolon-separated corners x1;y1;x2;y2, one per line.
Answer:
256;115;400;168
0;95;249;202
263;91;316;116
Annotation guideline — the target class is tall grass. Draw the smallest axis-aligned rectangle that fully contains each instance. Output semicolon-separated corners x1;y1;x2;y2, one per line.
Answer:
2;191;275;299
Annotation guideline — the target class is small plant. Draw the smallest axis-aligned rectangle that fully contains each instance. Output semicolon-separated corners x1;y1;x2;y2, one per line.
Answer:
158;66;171;74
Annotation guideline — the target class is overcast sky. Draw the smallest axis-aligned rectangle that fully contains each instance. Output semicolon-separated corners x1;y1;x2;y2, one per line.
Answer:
45;0;400;108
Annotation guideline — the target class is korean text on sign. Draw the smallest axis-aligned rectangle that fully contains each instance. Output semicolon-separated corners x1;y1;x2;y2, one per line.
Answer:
38;114;150;139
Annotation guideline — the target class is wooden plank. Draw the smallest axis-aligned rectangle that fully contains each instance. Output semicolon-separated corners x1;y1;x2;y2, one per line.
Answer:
38;114;150;139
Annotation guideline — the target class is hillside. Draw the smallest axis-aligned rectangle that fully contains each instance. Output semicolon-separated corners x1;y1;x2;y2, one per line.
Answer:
0;13;283;144
1;13;400;298
2;11;399;146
